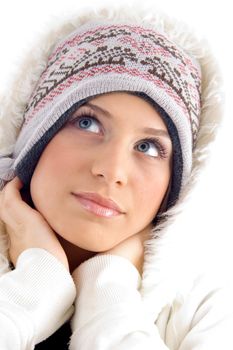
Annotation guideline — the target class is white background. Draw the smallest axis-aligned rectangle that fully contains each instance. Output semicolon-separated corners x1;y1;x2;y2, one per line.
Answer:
0;0;232;276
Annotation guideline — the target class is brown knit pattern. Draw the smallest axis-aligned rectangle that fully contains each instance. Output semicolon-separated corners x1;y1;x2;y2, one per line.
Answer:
23;22;201;145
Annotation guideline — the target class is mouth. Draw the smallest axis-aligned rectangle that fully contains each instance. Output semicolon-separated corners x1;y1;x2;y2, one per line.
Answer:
71;192;125;218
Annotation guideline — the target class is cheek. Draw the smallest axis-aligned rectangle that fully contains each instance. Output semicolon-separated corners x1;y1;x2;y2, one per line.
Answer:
31;157;57;193
30;148;66;212
31;138;80;193
29;137;89;231
30;161;55;215
136;167;170;214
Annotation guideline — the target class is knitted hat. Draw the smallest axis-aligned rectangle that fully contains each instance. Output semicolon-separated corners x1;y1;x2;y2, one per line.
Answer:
0;19;202;209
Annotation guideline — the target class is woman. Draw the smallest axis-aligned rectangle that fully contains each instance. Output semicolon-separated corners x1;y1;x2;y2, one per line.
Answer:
0;4;232;349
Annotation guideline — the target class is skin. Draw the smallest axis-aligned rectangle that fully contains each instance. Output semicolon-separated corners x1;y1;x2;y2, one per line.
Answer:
28;92;172;272
0;92;172;274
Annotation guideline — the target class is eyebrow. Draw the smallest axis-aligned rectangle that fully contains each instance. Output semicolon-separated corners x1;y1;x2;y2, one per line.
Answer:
85;102;112;118
85;102;171;139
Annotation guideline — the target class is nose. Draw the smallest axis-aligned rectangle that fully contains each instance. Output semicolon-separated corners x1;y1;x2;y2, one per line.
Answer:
91;139;129;186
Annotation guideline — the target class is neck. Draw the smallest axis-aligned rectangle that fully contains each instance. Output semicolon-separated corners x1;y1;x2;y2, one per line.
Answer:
57;235;96;273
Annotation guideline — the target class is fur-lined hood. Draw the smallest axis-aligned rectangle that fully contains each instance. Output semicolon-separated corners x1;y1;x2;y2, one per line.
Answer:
0;4;224;319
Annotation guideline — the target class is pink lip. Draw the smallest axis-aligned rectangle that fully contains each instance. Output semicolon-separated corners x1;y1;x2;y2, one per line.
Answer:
71;192;125;217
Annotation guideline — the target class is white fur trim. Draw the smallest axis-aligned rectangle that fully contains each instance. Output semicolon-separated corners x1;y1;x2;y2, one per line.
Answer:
0;4;224;314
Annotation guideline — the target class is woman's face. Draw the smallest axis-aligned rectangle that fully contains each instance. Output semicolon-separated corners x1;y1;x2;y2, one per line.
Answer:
30;92;172;252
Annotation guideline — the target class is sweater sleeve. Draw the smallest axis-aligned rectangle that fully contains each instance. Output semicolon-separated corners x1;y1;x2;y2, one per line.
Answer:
0;248;76;349
69;254;168;350
176;274;233;350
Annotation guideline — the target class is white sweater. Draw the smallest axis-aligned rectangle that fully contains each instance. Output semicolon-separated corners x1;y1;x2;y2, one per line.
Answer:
0;248;232;349
0;5;232;350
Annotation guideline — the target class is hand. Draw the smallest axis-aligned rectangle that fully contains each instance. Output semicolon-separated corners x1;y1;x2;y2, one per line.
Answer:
0;177;69;270
98;225;152;276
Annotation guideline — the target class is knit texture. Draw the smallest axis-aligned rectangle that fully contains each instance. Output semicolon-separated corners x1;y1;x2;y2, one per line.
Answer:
0;19;201;194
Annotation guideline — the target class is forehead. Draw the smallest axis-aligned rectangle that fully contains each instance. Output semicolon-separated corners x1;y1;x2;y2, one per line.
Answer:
82;92;169;130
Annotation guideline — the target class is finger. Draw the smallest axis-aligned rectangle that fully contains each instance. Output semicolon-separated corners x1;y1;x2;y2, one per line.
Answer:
0;177;28;221
3;177;24;200
1;176;23;195
8;176;24;190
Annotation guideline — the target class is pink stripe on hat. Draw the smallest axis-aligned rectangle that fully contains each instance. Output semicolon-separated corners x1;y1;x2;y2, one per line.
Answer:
1;20;202;194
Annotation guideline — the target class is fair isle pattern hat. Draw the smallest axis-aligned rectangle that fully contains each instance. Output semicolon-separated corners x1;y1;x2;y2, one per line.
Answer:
0;19;201;207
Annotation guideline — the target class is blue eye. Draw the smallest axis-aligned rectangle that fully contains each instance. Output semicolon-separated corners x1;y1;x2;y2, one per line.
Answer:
137;138;166;158
73;115;101;134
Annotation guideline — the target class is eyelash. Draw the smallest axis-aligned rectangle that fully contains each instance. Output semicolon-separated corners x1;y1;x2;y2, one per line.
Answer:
139;137;168;159
69;110;168;159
